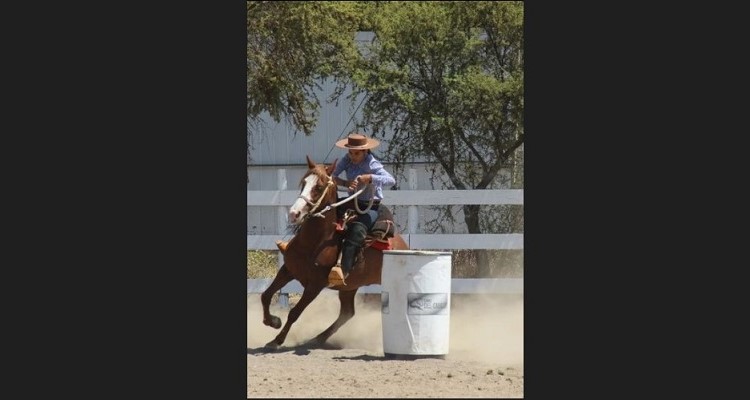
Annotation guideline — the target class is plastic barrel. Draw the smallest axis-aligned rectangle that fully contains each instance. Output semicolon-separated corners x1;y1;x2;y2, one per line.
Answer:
381;250;452;360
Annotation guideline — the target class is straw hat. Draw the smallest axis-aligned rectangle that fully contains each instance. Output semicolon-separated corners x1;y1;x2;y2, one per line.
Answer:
335;133;380;150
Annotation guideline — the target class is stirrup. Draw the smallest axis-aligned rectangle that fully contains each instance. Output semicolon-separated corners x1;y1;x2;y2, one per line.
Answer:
275;240;289;253
327;266;347;287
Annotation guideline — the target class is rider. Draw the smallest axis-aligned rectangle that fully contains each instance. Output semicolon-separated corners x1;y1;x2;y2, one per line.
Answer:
329;133;395;283
275;133;395;283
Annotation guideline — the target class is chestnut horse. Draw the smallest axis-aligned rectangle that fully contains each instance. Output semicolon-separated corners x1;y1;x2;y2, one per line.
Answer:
260;155;409;349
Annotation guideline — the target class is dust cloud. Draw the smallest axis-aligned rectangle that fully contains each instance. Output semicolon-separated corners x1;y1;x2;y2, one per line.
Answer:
247;291;523;366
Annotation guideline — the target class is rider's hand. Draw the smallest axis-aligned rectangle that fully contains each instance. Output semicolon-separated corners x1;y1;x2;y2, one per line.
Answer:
348;175;371;192
356;174;371;185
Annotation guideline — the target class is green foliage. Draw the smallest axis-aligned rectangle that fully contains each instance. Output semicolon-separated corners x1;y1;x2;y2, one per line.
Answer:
350;1;524;276
247;1;367;135
353;1;524;183
247;250;279;279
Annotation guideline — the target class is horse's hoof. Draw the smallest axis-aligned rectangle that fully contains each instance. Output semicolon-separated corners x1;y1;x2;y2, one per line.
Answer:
264;316;282;329
264;340;280;350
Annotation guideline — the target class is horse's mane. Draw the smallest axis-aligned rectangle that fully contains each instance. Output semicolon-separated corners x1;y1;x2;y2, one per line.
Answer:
290;221;303;235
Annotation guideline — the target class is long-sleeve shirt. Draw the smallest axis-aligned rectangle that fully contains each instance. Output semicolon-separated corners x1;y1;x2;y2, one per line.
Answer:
332;153;395;202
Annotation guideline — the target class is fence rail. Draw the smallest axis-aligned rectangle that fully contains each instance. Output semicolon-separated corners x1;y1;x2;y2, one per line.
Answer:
248;233;523;251
247;168;523;300
247;189;523;206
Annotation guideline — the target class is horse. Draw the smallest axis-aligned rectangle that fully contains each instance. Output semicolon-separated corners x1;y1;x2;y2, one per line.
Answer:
260;155;410;349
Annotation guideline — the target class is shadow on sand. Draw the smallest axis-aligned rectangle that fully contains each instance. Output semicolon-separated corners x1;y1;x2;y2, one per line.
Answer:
248;345;397;362
247;341;348;356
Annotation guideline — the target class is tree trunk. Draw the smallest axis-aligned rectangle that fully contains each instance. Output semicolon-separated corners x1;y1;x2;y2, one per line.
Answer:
463;204;491;277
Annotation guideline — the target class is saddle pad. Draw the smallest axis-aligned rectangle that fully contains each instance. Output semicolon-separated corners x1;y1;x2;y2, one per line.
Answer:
369;238;392;251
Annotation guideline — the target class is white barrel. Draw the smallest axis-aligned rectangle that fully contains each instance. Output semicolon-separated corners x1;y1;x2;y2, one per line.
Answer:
381;250;452;359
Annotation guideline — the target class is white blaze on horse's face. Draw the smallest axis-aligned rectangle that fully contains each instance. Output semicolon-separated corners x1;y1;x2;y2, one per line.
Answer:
288;174;319;225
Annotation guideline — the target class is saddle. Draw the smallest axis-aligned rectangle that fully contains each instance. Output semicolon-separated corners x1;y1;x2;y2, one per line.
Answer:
357;205;396;250
337;205;395;247
327;205;396;287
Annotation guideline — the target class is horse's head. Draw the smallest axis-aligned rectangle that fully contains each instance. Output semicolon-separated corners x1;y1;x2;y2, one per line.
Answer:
288;155;338;225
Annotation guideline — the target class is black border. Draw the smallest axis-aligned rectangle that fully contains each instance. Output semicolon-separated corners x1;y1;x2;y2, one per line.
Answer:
525;2;663;398
10;2;249;399
11;1;742;399
525;2;746;398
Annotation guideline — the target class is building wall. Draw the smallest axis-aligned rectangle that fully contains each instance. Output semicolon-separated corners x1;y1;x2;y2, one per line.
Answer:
248;32;376;167
247;32;520;236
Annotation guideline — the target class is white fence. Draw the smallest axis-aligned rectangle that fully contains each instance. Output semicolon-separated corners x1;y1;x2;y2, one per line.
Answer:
247;168;523;299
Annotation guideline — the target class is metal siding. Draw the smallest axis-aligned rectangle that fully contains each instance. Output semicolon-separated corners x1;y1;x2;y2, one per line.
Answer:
248;80;371;166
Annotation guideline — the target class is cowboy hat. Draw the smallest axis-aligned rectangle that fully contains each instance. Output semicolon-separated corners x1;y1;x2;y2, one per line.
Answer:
335;133;380;150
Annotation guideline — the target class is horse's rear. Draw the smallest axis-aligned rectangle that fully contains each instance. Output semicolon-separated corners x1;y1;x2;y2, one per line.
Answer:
293;231;408;349
261;232;408;349
261;230;409;350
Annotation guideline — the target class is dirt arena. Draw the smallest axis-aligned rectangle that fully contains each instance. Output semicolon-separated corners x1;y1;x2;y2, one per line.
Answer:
247;292;524;398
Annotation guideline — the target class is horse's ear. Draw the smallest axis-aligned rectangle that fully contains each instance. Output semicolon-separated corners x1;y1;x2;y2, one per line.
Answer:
326;158;338;176
306;155;315;169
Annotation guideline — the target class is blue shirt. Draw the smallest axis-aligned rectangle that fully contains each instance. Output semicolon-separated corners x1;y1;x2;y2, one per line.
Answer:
333;153;395;201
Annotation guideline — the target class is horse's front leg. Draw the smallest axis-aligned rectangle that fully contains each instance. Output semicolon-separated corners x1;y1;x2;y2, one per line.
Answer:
260;264;293;330
265;284;325;349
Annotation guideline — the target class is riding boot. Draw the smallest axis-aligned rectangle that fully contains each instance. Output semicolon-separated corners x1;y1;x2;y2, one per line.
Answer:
340;221;368;278
275;240;289;253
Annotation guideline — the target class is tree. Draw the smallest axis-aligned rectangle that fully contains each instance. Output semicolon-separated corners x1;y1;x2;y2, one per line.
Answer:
351;1;524;276
247;1;367;136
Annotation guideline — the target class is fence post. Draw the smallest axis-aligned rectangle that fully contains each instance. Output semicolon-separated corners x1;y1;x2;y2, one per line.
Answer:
277;168;289;308
407;168;418;236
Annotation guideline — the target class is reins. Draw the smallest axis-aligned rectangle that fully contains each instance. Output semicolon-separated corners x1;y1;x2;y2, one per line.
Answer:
311;182;375;218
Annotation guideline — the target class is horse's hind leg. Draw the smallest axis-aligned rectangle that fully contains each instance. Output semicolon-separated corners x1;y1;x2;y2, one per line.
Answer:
306;289;357;347
260;264;293;330
265;284;325;350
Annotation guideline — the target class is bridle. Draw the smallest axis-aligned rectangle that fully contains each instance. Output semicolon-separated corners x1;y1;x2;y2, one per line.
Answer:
297;175;336;223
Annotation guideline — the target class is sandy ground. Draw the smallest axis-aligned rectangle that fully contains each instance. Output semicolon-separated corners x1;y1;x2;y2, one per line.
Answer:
247;292;524;398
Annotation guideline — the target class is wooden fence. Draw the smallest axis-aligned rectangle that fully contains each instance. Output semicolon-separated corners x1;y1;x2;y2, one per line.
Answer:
247;168;523;304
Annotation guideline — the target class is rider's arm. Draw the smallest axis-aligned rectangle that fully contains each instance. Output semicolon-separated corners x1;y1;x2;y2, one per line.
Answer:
368;159;395;188
332;157;350;187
